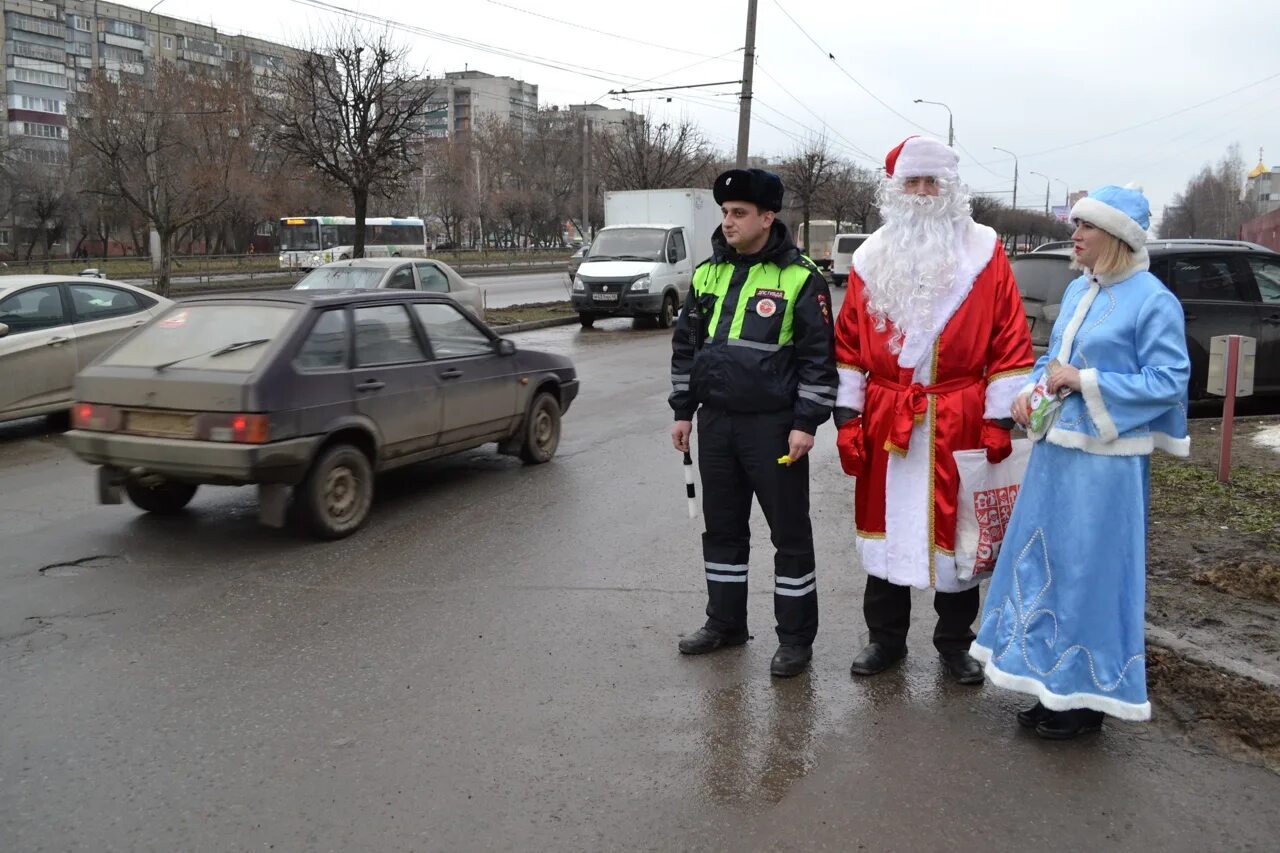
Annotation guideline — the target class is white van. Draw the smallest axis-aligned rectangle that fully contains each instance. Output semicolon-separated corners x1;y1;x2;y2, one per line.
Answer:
572;189;721;329
829;232;871;287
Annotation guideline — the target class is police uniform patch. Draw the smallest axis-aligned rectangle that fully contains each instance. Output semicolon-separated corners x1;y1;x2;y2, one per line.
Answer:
754;288;785;299
756;298;777;318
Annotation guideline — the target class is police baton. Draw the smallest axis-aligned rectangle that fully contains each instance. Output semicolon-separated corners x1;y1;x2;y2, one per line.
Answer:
683;450;698;519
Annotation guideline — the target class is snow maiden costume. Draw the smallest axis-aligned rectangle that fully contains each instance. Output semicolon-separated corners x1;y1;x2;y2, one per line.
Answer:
970;185;1190;729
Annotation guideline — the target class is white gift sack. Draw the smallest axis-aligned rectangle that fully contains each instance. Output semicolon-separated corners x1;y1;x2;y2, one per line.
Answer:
953;439;1032;581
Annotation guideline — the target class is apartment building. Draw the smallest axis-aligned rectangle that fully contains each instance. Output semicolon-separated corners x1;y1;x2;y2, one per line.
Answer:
1;0;299;254
418;69;538;138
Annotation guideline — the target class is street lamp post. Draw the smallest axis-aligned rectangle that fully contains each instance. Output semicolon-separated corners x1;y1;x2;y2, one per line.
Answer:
993;146;1018;212
1054;177;1070;210
913;98;953;147
1030;171;1052;215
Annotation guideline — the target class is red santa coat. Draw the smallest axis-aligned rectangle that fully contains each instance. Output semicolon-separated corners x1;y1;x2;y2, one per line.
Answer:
834;222;1034;592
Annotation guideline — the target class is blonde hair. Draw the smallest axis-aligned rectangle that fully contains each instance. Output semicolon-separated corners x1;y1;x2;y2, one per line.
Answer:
1070;227;1133;277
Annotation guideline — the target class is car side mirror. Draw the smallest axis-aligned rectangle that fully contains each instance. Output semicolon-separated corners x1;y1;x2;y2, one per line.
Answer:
667;247;678;264
495;338;516;356
0;322;8;338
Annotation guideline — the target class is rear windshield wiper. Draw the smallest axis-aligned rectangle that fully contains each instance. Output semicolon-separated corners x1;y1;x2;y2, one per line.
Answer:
153;338;272;372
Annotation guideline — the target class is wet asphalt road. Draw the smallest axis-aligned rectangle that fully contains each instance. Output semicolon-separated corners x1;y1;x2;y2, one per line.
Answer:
2;309;1278;852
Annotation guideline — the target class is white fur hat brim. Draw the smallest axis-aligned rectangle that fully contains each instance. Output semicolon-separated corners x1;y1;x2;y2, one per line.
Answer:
887;136;959;180
1069;197;1148;250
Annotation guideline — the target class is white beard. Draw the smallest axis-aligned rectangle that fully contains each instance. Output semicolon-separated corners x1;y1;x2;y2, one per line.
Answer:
860;176;973;354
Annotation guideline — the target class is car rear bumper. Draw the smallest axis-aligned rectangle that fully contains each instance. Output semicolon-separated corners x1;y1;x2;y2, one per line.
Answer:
571;291;666;315
64;430;321;486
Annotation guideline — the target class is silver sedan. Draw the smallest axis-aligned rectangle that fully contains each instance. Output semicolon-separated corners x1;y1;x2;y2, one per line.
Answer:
0;275;173;424
293;257;485;320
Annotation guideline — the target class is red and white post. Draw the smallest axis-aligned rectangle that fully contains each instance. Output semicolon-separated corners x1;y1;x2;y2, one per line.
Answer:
1218;334;1242;484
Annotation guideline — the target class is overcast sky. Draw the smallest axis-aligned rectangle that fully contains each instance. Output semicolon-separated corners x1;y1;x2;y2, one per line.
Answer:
128;0;1280;226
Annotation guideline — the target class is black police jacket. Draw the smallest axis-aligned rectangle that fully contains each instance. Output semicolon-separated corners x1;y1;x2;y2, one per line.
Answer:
669;222;837;434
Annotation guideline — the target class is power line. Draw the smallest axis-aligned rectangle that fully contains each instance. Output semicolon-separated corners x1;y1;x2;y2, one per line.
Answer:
767;0;941;138
965;68;1280;167
484;1;737;62
285;0;661;87
754;60;878;163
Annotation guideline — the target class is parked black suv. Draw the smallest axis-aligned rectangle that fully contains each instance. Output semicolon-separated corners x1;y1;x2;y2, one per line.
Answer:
1013;239;1280;400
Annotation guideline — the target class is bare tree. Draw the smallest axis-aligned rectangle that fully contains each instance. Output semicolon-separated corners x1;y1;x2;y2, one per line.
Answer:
13;164;71;262
266;28;434;258
824;162;879;232
597;113;716;191
1159;144;1256;240
780;136;837;254
74;64;254;293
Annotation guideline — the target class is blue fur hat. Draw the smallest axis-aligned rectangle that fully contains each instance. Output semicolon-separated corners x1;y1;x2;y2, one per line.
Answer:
1069;184;1151;250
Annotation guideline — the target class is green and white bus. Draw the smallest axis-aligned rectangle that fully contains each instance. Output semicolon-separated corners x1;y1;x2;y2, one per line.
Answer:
277;216;428;269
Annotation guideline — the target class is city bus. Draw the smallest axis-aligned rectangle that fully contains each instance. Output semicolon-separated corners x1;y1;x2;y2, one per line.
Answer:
795;220;854;270
277;216;428;269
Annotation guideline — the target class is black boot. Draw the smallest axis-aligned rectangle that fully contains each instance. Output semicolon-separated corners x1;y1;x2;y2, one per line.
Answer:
678;626;750;655
938;651;984;685
1016;701;1054;729
849;642;907;676
770;644;812;678
1036;708;1105;740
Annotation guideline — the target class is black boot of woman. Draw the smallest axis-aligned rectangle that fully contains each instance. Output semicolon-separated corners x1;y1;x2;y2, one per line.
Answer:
1035;708;1105;740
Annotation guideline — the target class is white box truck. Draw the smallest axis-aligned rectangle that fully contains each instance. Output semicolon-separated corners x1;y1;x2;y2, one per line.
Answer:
571;188;721;329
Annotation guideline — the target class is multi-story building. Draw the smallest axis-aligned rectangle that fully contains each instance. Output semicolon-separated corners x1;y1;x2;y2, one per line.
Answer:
418;69;538;138
1244;151;1279;216
1;0;299;256
566;103;638;134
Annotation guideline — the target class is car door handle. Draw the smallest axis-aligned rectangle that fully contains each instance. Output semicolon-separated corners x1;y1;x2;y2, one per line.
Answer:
1264;315;1280;326
46;336;69;347
440;368;464;380
1183;314;1197;322
356;380;386;392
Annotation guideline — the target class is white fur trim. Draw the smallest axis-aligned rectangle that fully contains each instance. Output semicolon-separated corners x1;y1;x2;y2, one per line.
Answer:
1044;427;1190;458
1054;282;1099;365
836;366;866;411
985;372;1031;420
1077;368;1119;442
854;348;981;593
1070;197;1149;251
895;222;999;370
893;137;959;180
856;535;979;594
970;642;1152;721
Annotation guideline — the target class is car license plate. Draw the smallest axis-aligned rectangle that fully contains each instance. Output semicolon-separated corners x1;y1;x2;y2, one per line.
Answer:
592;292;618;302
126;410;196;438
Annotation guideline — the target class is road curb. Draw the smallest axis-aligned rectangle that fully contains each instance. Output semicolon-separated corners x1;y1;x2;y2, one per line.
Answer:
1146;623;1280;690
493;316;580;334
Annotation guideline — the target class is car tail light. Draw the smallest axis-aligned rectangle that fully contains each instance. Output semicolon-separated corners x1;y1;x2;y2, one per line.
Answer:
197;413;271;444
73;403;121;432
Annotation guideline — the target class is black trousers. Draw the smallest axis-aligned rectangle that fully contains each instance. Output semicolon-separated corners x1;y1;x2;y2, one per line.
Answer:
863;574;979;655
697;407;818;646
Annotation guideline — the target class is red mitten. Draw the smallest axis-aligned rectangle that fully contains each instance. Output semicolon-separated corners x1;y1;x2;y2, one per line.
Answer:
982;420;1013;464
837;417;866;476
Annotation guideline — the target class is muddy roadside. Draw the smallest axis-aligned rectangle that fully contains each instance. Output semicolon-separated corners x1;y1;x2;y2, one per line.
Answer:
1146;413;1280;771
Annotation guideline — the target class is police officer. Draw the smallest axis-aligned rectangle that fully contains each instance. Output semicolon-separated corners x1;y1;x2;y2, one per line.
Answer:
670;168;838;678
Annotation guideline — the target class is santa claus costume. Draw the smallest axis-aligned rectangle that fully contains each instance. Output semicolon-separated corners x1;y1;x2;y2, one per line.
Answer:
833;136;1034;681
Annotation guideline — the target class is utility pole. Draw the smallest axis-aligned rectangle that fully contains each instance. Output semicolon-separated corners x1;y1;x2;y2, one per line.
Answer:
735;0;758;168
994;146;1018;213
581;116;591;245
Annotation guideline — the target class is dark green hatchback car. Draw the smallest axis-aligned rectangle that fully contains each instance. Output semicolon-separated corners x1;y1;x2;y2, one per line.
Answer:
65;290;579;539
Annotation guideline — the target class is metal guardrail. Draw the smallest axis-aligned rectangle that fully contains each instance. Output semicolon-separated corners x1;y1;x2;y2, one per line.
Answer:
0;249;574;282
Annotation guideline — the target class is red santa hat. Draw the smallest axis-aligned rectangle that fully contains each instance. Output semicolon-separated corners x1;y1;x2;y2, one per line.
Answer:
884;136;959;181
